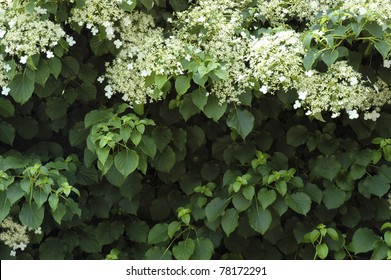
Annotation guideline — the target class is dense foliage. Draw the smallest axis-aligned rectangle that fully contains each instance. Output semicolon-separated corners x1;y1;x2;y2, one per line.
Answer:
0;0;390;260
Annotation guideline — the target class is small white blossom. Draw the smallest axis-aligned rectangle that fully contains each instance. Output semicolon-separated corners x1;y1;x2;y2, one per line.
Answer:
91;27;99;36
305;70;314;77
20;55;28;64
184;54;192;61
305;110;312;116
293;100;301;109
104;85;113;99
350;77;358;86
1;86;10;96
0;29;6;38
384;60;391;68
4;64;11;72
127;63;134;70
279;76;286;82
97;76;104;83
34;227;42;235
34;7;47;15
260;85;268;94
348;109;359;119
114;39;123;49
140;69;151;77
364;110;381;121
10;250;16;257
66;36;76;46
331;112;340;118
46;50;54;59
298;91;308;100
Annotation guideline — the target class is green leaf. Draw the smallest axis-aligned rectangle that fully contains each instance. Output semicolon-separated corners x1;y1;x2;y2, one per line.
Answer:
316;243;329;260
0;192;11;223
247;206;272;234
6;184;24;205
126;220;149;243
95;221;125;246
39;238;66;260
9;73;35;104
226;109;255;140
47;57;62;78
323;186;346;209
114;150;139;177
286;125;308;147
191;237;214;260
257;188;277;209
362;174;390;197
350;164;366;180
138;136;157;159
52;203;66;225
152;127;172;151
141;0;154;10
350;228;380;254
311;156;341;181
61;56;80;78
321;49;339;67
303;49;320;70
90;37;112;56
0;121;15;145
375;41;391;60
35;60;50;86
153;146;176;173
84;110;112;128
285;192;312;215
179;94;199;121
144;246;172;260
221;208;239;237
205;197;229;222
175;75;191;96
168;221;181;239
242;185;255;201
173;238;195;260
147;223;169;244
0;98;15;118
203;94;227;122
191;88;208;110
327;228;339;241
19;202;44;229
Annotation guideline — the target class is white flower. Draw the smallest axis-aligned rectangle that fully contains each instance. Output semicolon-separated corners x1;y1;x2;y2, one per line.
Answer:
106;27;115;40
34;7;47;15
349;77;358;86
2;86;10;96
46;50;54;59
114;39;123;49
86;23;93;30
91;27;99;36
383;60;391;68
18;242;27;251
260;85;268;94
197;16;206;23
305;110;312;116
4;64;11;72
66;36;76;46
127;63;134;70
305;70;314;77
184;54;192;61
104;85;113;98
8;19;16;28
123;16;131;26
140;69;151;77
348;109;359;119
20;55;28;64
0;29;6;38
97;76;104;83
298;91;308;100
127;0;133;5
10;250;16;257
34;227;42;235
364;110;380;121
279;76;286;82
331;112;340;118
293;100;301;109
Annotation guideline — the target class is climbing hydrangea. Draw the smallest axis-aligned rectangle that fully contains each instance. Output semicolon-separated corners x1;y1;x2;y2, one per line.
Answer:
0;217;29;257
293;61;391;118
248;29;305;93
0;1;67;59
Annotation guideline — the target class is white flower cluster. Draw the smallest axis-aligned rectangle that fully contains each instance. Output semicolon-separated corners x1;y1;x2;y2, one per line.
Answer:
173;0;253;103
0;217;29;257
340;0;391;23
293;61;391;120
248;29;305;93
0;54;11;95
0;1;67;59
70;0;133;40
256;0;338;26
104;12;176;104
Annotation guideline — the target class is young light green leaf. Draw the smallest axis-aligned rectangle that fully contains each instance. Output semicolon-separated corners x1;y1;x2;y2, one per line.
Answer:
114;149;139;178
173;238;195;260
